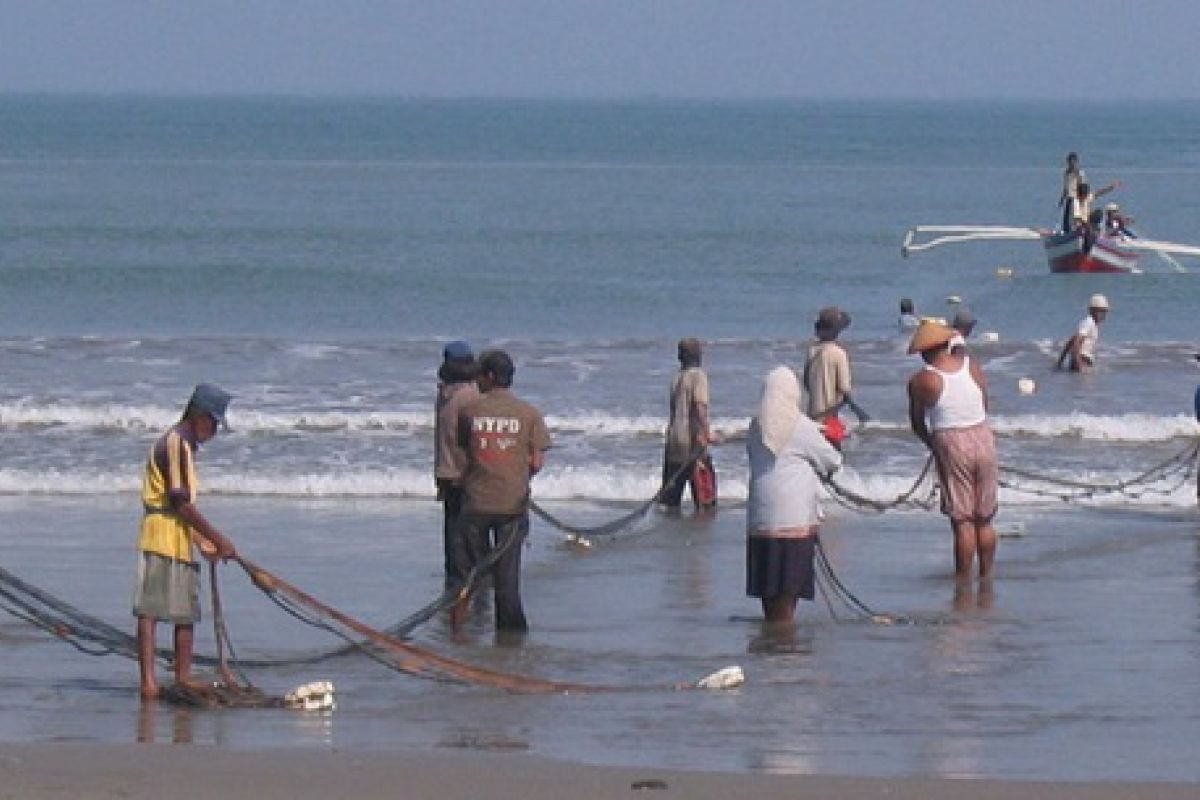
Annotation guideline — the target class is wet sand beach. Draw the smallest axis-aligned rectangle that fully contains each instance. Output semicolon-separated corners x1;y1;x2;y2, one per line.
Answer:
2;495;1198;784
1;743;1197;800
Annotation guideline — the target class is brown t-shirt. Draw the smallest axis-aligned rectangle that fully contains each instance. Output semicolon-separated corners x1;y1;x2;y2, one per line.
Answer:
434;380;480;483
803;341;851;420
665;367;709;463
458;388;551;515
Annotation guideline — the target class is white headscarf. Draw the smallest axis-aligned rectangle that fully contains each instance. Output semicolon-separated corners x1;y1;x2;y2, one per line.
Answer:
756;366;804;455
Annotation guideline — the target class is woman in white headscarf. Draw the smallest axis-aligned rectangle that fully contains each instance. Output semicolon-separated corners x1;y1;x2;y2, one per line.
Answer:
746;366;843;623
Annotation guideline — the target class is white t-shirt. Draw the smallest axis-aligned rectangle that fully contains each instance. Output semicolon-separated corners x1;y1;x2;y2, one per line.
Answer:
746;416;842;535
1076;315;1099;363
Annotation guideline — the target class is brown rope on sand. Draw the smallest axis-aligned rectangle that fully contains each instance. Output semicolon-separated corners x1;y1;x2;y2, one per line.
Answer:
235;555;739;694
236;555;616;693
150;564;282;709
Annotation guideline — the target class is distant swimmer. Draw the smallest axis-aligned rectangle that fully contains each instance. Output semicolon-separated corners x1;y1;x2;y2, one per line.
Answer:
906;321;998;582
898;298;919;331
1056;294;1110;373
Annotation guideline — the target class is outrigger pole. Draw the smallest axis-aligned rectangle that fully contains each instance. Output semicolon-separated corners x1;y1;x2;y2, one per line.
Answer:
901;225;1042;257
901;225;1200;271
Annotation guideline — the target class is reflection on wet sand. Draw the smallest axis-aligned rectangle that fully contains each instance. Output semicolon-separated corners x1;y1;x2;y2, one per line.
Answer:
136;701;194;745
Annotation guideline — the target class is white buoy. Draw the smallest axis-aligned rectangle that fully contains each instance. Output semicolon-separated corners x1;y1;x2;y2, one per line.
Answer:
696;665;745;690
979;331;1000;343
285;680;337;711
945;295;962;305
1018;377;1036;395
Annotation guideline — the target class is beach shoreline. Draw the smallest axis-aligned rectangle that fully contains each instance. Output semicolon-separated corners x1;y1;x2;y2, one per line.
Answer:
0;742;1195;800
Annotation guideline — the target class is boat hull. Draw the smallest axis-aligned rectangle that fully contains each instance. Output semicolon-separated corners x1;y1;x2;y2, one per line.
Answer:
1042;229;1140;273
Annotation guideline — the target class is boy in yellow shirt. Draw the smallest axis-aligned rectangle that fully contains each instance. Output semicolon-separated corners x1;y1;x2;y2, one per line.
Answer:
134;384;237;700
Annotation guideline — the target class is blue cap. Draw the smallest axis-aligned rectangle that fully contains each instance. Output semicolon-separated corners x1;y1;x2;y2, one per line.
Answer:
189;383;232;431
442;340;474;362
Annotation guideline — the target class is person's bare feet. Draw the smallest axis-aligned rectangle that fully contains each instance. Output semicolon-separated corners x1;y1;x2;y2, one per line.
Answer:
140;684;160;701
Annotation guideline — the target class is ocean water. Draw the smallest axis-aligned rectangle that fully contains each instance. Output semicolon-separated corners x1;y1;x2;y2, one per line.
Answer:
1;97;1199;780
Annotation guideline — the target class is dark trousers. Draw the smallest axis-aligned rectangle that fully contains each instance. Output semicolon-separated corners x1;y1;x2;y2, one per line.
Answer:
660;454;717;509
453;512;529;632
437;480;465;587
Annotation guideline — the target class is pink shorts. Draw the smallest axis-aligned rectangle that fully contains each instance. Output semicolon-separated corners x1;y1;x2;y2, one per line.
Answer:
931;423;998;522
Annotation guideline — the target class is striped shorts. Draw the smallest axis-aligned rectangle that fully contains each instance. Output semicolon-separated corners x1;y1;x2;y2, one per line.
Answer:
930;423;998;522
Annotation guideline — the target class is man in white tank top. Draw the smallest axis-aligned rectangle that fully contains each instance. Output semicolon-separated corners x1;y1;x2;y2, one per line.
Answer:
906;320;999;584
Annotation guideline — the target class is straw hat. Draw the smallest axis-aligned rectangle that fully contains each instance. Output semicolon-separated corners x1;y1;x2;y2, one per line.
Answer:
907;319;956;354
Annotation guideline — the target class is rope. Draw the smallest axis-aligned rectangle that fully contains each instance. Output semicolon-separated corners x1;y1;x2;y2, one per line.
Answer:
236;554;733;693
0;564;139;659
209;563;254;688
529;449;703;541
810;537;908;625
997;439;1199;502
819;455;940;513
237;561;741;693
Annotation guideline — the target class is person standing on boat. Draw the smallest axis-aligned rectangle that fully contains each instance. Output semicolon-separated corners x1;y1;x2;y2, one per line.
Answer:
661;337;717;510
1056;294;1110;373
906;321;998;583
452;350;551;633
1059;152;1086;232
1069;181;1120;251
434;341;479;588
746;367;842;624
134;384;238;700
803;307;854;449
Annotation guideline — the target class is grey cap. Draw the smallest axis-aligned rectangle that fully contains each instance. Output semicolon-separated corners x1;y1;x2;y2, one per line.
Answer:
951;309;976;334
189;383;232;430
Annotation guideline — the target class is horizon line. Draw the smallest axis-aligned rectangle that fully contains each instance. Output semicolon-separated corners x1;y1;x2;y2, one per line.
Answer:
3;91;1200;104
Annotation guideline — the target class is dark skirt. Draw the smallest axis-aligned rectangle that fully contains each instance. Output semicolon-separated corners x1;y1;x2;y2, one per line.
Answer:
745;535;816;601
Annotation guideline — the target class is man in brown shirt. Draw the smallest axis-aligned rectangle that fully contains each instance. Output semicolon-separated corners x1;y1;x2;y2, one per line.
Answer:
661;337;717;510
453;349;551;632
433;341;479;587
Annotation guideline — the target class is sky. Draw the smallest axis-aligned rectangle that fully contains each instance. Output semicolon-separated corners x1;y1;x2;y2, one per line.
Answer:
1;1;1197;100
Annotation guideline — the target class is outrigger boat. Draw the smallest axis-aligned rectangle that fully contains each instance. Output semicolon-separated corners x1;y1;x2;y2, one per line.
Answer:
901;225;1200;274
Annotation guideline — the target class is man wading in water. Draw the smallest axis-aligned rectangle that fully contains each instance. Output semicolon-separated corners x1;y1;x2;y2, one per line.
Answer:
452;350;551;633
906;321;999;584
661;338;717;511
